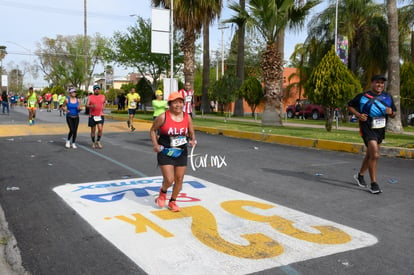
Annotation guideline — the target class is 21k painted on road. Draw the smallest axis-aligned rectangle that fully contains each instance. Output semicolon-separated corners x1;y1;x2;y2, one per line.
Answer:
54;176;377;275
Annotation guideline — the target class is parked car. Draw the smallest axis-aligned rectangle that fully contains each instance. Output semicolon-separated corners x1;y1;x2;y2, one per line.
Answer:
408;113;414;126
286;99;324;120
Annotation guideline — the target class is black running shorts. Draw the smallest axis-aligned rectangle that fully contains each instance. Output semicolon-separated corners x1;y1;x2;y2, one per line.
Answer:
359;122;385;146
157;147;188;167
88;116;105;127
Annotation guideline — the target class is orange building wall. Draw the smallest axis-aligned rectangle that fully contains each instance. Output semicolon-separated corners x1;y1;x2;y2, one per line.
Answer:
229;67;300;114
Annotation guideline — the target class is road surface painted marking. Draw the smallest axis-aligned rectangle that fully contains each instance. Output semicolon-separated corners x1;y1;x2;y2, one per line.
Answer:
53;176;377;274
77;143;147;177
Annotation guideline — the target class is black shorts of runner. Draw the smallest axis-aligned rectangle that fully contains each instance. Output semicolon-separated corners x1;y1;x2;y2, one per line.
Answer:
88;116;105;127
359;122;385;146
157;147;188;167
128;108;137;115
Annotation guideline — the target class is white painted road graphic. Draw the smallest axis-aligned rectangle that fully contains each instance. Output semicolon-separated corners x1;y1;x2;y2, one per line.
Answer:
53;175;378;274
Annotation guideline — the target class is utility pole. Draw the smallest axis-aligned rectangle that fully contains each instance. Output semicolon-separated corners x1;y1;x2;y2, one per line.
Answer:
170;0;174;94
84;0;88;92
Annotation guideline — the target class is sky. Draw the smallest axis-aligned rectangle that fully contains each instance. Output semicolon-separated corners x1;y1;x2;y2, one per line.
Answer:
0;0;325;87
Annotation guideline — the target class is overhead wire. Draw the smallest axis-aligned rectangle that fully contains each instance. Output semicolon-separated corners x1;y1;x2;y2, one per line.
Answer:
0;0;132;21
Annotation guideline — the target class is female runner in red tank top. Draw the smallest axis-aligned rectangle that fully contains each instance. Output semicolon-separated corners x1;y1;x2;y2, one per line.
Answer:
150;91;197;212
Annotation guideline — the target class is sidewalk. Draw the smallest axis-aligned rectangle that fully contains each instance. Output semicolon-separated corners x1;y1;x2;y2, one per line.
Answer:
196;114;414;134
110;114;414;159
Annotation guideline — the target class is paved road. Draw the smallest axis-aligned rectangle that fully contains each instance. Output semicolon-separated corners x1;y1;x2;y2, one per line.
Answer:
0;107;413;275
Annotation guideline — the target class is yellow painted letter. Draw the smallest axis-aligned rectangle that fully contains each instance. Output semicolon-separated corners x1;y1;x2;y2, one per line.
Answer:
153;205;283;259
222;200;351;245
114;213;173;238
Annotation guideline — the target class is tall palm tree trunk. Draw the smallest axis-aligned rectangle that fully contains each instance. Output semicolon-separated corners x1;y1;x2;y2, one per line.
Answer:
181;30;196;89
233;0;246;117
411;30;414;64
277;30;285;118
386;0;403;133
262;43;284;126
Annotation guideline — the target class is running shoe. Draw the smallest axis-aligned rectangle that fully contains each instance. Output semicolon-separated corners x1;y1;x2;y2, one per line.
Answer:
353;173;367;188
155;189;167;208
168;200;181;212
29;120;33;126
131;126;136;132
96;141;103;149
72;143;78;149
65;140;71;149
91;142;96;149
127;120;130;128
32;120;35;125
369;182;382;194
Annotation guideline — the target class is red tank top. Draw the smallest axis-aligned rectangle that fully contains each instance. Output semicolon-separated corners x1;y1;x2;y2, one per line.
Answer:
159;110;189;148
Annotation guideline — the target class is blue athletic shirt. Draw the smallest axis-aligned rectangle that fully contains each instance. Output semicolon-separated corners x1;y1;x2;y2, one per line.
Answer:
359;91;393;117
66;97;80;117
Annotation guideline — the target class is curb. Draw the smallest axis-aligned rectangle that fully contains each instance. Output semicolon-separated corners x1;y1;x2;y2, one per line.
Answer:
192;126;414;159
109;116;414;159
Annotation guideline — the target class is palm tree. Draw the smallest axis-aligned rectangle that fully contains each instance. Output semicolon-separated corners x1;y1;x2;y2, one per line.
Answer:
307;0;388;85
234;0;246;117
287;43;312;101
152;0;222;96
398;3;414;63
201;1;223;113
227;0;320;126
386;0;403;133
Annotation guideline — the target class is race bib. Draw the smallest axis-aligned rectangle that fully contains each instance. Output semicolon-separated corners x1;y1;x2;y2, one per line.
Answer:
130;101;136;108
371;117;386;129
170;136;187;147
185;95;192;103
93;116;102;122
29;100;36;105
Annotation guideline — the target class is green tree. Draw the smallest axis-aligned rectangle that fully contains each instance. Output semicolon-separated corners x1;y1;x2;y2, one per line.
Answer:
227;0;320;126
226;31;263;79
306;0;388;83
286;43;314;102
400;62;414;126
105;87;120;105
224;0;247;116
210;74;241;115
50;85;65;96
36;34;107;90
238;76;263;117
398;3;414;63
305;46;362;131
107;16;183;91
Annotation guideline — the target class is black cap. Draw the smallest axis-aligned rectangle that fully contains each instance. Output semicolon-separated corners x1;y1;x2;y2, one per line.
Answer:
29;87;33;90
371;75;387;82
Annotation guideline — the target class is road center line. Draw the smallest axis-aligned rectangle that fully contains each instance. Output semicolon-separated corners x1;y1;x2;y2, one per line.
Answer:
78;143;148;177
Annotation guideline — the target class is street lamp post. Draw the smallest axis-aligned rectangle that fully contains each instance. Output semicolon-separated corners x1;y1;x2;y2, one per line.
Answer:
334;0;339;48
218;25;229;77
215;51;219;81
